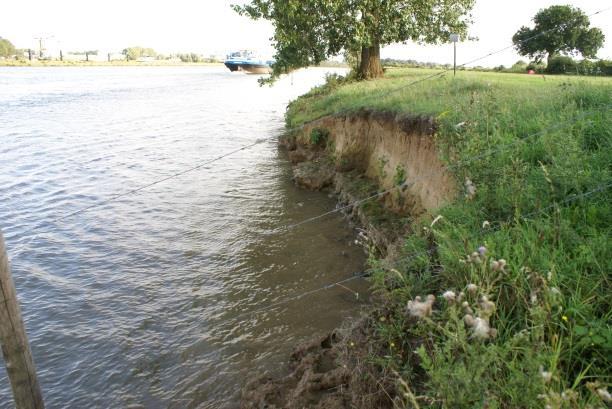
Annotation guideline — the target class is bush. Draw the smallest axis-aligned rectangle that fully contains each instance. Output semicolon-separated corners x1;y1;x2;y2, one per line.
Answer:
526;61;546;73
509;60;528;73
596;59;612;76
309;127;329;145
546;56;577;74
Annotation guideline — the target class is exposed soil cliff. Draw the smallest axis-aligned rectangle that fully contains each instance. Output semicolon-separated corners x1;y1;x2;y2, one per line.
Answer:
285;109;455;215
241;110;457;408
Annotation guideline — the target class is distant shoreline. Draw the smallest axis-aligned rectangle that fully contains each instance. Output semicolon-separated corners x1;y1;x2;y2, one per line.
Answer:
0;60;350;69
0;60;225;67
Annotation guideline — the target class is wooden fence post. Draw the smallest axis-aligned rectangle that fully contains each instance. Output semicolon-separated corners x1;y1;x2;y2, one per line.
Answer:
0;231;44;409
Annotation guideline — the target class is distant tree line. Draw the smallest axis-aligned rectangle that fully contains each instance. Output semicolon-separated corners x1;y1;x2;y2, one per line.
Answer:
493;57;612;76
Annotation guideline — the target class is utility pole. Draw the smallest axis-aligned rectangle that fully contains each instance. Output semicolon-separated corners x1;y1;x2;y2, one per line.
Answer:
0;231;45;409
450;34;459;77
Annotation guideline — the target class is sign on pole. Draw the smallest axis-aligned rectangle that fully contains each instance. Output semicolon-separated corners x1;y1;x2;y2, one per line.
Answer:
450;34;459;76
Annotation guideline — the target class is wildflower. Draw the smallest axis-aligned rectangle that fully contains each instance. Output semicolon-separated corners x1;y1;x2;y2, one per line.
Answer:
539;366;552;383
478;246;487;256
464;315;496;340
597;388;612;402
457;292;465;303
530;292;538;304
479;296;496;318
407;295;435;319
465;178;476;199
490;259;507;272
562;315;568;322
470;252;481;263
466;283;478;294
442;290;456;302
461;301;473;315
390;342;395;348
482;220;490;228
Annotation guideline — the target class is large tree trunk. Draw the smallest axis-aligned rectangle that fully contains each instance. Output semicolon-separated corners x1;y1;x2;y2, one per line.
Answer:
358;44;384;79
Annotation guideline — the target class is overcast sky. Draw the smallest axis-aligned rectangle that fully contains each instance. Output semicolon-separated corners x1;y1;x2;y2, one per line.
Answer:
2;0;610;66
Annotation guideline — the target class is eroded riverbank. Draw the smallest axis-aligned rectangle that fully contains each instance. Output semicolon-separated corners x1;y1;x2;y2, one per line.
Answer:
241;109;454;408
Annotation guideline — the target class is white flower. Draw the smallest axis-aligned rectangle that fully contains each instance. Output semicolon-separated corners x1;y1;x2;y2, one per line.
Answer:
464;315;496;340
482;220;490;228
539;366;552;383
466;284;478;294
465;178;476;199
490;259;507;272
442;290;456;302
461;301;473;314
407;295;435;319
597;388;612;402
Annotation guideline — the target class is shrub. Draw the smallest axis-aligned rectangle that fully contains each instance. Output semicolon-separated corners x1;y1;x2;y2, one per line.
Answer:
546;56;577;74
309;127;329;145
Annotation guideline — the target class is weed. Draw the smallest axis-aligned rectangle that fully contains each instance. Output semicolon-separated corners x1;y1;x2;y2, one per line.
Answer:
309;127;329;145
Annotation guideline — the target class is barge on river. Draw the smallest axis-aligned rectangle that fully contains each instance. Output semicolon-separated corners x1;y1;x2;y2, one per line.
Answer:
224;50;273;74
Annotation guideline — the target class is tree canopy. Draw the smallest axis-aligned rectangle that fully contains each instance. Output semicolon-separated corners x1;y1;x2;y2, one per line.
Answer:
233;0;475;80
0;37;16;58
512;5;604;65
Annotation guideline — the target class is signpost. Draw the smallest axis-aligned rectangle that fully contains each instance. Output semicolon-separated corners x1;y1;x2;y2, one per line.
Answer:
450;33;459;76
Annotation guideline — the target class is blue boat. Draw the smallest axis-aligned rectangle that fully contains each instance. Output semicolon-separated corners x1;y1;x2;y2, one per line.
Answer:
224;50;273;74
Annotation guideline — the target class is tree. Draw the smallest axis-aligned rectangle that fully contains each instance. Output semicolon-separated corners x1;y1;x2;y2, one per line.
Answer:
512;5;604;66
0;37;16;58
233;0;475;80
122;46;156;61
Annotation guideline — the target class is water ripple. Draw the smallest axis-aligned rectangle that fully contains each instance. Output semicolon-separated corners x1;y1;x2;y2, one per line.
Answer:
0;66;365;408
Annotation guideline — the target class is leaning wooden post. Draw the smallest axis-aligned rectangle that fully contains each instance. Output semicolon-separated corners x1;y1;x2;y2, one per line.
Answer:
0;231;44;409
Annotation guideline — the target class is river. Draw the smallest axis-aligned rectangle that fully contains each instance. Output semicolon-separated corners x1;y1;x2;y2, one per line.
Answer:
0;66;368;408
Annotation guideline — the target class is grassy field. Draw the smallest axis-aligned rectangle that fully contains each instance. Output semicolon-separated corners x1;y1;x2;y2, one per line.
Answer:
287;68;611;407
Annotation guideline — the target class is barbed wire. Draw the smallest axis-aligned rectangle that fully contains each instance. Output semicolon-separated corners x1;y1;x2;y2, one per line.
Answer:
383;179;612;270
3;10;610;408
13;139;268;243
271;104;610;235
9;6;609;246
285;6;612;133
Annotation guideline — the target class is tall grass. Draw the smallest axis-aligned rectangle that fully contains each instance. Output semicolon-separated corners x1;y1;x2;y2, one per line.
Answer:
287;68;611;407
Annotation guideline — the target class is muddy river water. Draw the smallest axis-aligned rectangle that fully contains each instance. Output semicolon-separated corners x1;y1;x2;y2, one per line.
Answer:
0;66;368;408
